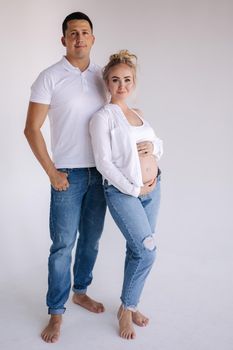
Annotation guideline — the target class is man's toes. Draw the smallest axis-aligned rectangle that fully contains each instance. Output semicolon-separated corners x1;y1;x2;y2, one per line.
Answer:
95;303;104;313
98;304;105;312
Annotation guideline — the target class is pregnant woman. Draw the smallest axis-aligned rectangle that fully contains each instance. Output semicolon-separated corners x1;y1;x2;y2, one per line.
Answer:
90;50;163;340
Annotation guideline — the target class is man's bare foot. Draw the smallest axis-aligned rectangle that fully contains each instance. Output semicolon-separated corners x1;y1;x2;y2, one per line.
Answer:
41;314;62;343
132;310;149;327
72;293;105;313
117;305;136;340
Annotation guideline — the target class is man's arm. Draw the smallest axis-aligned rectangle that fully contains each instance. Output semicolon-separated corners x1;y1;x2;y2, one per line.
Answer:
24;102;69;191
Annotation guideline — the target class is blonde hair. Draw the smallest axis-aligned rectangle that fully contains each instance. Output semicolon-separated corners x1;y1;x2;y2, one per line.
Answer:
103;50;137;83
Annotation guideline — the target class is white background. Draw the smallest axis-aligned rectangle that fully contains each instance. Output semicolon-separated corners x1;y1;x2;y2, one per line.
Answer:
0;0;232;349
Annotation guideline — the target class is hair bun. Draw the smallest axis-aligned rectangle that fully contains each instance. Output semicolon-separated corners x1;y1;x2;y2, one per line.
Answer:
103;49;137;82
109;50;137;64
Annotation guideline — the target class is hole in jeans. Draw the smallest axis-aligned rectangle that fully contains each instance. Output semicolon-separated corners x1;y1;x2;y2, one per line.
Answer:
143;234;156;251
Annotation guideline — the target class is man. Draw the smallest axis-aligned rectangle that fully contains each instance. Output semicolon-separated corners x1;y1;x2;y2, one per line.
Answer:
24;12;107;343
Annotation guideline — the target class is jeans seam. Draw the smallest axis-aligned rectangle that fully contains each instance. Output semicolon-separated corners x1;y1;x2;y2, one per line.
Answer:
87;167;91;187
124;258;141;307
49;193;55;241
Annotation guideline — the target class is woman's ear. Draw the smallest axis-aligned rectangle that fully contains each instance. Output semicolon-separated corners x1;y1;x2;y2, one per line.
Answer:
105;79;110;91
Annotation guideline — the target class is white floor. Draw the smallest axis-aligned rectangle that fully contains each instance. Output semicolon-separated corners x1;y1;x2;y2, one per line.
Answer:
1;246;232;350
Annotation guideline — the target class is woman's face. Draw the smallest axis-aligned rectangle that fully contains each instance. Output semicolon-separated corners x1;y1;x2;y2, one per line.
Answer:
106;63;135;101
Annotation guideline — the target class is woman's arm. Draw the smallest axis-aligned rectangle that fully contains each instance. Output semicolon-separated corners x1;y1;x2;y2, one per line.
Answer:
90;113;141;197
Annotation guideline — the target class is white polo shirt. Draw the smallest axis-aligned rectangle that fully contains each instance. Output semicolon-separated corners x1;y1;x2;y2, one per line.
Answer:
30;56;107;168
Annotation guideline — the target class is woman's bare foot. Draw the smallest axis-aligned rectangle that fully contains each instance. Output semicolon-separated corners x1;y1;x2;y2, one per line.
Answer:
72;293;105;313
117;305;136;340
41;314;62;343
132;310;149;327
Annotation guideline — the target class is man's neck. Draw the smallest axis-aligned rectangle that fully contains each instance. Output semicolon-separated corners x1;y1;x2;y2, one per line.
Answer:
65;55;90;72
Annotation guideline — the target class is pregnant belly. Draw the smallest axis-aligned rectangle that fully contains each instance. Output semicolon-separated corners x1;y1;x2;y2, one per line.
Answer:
140;155;158;183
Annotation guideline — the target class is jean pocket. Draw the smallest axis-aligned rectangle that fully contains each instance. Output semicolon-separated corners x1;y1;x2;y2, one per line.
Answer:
103;180;120;195
57;168;73;179
103;179;110;190
57;168;69;173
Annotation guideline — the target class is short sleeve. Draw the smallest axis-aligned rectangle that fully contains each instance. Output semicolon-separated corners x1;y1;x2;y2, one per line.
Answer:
30;71;53;105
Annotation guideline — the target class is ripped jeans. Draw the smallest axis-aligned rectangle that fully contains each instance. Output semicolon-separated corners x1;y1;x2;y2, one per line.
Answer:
104;173;161;310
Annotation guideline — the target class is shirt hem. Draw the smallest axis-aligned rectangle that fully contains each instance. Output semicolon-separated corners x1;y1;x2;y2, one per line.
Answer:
54;162;96;169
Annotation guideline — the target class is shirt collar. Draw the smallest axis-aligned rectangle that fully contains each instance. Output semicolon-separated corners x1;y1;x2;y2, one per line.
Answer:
61;56;95;73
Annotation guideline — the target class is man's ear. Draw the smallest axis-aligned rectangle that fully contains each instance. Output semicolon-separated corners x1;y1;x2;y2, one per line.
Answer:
61;36;66;47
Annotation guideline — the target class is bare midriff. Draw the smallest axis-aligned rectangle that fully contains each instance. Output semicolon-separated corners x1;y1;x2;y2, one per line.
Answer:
139;154;158;184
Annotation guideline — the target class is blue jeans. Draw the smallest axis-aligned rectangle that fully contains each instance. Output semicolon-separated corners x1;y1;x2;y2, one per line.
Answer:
104;173;161;310
47;167;106;315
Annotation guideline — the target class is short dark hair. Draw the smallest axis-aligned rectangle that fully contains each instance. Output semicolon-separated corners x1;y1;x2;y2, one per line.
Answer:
62;12;93;36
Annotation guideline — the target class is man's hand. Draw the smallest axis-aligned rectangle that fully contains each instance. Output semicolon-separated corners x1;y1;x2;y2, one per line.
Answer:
139;177;157;196
49;169;69;191
137;141;154;157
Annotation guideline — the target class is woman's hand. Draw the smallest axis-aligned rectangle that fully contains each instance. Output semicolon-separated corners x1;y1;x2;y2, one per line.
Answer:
137;141;154;157
139;177;157;196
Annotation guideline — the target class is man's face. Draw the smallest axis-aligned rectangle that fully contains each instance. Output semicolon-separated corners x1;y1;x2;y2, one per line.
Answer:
62;19;95;60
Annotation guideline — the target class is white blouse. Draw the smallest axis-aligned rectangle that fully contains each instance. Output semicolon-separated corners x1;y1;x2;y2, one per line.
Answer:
89;103;163;197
